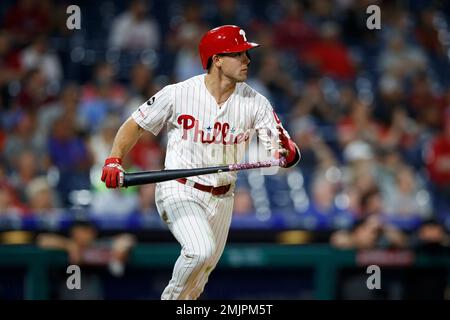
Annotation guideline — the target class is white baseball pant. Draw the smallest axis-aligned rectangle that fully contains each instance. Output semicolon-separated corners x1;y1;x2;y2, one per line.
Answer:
155;180;234;300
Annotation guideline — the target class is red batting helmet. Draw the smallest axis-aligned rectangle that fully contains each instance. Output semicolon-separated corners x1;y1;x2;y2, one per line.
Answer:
198;25;260;69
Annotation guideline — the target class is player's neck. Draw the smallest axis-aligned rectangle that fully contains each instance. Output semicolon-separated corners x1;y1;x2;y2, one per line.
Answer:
204;73;236;106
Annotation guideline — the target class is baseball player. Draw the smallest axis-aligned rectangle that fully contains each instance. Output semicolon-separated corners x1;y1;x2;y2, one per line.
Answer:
101;25;300;300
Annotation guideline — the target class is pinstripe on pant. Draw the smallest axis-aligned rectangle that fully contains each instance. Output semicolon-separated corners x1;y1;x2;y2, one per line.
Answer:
155;180;234;300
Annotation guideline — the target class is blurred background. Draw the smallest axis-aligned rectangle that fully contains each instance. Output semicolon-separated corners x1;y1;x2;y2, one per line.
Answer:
1;0;450;300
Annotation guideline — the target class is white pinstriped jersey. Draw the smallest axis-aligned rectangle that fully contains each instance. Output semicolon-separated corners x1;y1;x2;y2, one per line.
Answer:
132;74;289;187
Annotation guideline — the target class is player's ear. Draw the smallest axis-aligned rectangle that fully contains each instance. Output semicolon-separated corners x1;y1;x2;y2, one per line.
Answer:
245;51;251;65
212;55;222;68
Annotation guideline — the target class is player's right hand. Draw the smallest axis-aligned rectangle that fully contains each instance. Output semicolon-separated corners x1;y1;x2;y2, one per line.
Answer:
101;157;124;188
276;125;297;166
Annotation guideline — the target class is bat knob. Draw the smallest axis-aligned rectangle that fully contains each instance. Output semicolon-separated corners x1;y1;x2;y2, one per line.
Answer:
119;171;124;187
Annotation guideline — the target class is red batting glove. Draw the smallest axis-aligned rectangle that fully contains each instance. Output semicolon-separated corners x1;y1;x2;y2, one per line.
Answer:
276;125;297;165
101;157;124;188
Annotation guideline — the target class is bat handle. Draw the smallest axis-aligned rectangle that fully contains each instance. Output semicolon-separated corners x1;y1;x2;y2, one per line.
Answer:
227;157;286;171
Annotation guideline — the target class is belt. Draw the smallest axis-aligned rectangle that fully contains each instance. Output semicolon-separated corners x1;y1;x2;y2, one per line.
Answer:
176;178;231;196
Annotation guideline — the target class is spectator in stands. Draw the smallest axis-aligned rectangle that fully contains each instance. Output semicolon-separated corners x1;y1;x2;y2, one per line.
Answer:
412;219;450;250
0;160;8;185
414;8;445;57
414;8;450;85
301;22;356;80
340;0;379;45
306;173;351;229
137;184;157;214
376;147;403;191
0;188;13;214
0;184;25;217
291;77;336;125
1;159;27;216
233;187;254;216
402;219;450;299
337;99;380;147
377;32;428;80
36;221;135;268
310;175;336;214
408;73;444;131
25;176;58;214
0;123;5;155
3;110;45;168
47;113;92;206
79;62;126;133
174;31;208;80
0;30;24;110
14;68;54;112
129;63;153;99
289;117;320;172
330;187;408;250
309;0;336;25
445;87;450;115
209;0;249;30
378;106;424;167
0;29;21;74
8;149;42;204
341;140;379;217
37;220;136;298
124;63;154;118
166;2;208;81
384;165;432;218
37;220;136;271
20;34;62;89
253;50;296;113
108;0;159;52
343;140;376;170
35;83;85;146
376;107;418;150
289;116;336;191
376;73;406;126
272;0;317;53
425;112;450;214
90;187;139;218
3;0;51;47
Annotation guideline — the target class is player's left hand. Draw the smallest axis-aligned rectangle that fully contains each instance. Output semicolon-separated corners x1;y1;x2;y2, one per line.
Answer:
276;125;297;166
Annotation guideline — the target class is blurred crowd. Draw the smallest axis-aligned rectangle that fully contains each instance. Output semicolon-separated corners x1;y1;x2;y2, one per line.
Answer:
1;0;450;246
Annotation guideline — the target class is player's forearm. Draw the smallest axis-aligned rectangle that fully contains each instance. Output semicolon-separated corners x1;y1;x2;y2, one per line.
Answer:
109;117;144;159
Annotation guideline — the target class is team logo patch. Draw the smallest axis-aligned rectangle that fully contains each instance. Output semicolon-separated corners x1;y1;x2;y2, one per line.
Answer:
147;96;156;105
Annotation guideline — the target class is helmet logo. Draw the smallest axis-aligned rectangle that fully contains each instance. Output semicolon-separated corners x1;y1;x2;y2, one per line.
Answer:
239;29;247;42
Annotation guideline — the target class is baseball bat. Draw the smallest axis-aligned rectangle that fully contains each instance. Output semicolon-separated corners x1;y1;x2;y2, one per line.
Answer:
121;158;286;187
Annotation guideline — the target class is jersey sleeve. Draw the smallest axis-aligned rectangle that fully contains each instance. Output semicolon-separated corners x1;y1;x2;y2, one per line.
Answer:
131;85;173;135
254;98;300;167
254;98;288;150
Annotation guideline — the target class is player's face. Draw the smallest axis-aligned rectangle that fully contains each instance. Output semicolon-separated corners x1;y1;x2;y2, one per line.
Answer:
217;51;250;82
